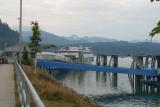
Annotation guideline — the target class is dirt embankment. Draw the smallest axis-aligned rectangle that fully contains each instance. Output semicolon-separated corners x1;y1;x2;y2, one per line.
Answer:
22;65;101;107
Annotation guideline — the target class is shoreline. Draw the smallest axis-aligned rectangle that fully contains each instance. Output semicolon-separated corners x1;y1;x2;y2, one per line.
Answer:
22;65;101;107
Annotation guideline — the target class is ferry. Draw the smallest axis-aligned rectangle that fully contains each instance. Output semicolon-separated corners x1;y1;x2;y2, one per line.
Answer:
58;46;94;64
36;52;71;62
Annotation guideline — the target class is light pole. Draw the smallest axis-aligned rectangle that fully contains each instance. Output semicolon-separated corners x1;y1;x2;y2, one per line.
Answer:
19;0;22;65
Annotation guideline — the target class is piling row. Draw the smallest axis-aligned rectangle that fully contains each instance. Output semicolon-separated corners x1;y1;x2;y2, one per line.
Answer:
37;54;160;93
95;54;160;91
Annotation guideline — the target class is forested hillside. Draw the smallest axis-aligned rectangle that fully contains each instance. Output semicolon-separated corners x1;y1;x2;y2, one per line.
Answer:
0;19;18;49
62;41;160;56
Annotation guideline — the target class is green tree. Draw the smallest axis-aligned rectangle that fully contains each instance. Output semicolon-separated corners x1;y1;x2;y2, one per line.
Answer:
29;21;41;53
149;0;160;42
149;21;160;42
22;46;33;65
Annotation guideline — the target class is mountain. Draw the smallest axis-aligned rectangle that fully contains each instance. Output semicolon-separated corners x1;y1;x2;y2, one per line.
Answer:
129;39;158;43
65;35;116;43
12;26;160;56
23;30;70;45
0;20;19;49
21;28;117;45
65;34;81;41
83;36;116;42
14;27;160;55
16;26;73;45
66;41;160;55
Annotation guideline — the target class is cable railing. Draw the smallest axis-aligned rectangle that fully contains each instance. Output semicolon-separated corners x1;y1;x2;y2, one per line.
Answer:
15;60;45;107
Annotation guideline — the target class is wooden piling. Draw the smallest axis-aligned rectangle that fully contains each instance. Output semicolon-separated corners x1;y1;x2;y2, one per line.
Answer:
103;55;107;66
144;56;149;68
135;56;143;94
112;55;118;87
157;56;160;69
151;57;156;68
96;55;100;65
102;55;107;77
156;56;160;81
113;55;118;67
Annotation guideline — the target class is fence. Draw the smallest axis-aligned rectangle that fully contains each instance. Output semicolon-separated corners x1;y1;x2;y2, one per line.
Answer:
15;60;45;107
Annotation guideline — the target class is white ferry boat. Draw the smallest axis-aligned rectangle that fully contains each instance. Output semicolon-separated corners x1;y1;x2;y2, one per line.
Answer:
58;46;94;64
36;52;71;62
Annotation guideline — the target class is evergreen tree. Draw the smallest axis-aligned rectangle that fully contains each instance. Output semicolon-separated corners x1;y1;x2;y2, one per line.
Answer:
29;21;41;53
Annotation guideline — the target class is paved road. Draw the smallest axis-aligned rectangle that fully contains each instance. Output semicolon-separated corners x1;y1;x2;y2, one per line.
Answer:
0;64;15;107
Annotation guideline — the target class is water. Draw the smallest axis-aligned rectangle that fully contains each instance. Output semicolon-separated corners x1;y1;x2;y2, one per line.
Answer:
53;57;160;107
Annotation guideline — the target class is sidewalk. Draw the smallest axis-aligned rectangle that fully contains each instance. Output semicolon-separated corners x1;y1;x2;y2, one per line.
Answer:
0;64;15;107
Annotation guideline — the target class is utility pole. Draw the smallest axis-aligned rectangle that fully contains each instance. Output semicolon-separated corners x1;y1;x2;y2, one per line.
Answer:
19;0;22;65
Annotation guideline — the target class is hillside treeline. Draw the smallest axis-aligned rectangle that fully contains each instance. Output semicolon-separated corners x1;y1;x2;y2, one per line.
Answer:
0;19;18;49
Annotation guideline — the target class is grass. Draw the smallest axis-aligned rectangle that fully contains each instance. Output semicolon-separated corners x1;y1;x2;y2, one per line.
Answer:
22;65;101;107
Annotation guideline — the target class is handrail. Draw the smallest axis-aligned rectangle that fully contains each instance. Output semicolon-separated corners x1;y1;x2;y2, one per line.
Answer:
15;60;45;107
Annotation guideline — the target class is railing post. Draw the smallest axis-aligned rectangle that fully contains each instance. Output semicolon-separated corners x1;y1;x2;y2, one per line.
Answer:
20;71;26;106
15;63;24;107
26;86;31;107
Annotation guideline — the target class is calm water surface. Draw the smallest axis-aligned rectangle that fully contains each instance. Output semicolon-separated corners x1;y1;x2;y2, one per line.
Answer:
54;57;160;107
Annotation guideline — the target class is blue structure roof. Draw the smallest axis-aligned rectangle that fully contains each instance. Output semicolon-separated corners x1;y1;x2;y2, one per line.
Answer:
37;60;158;76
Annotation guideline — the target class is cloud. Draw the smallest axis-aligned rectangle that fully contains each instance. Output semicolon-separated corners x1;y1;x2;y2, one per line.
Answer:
0;0;160;40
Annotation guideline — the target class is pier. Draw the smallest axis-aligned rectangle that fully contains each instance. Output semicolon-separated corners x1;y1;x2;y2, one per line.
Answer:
36;54;160;95
37;55;159;76
37;60;157;76
36;54;160;96
37;54;160;89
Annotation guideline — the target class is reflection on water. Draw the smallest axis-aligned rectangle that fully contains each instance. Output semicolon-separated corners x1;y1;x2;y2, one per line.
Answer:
53;57;160;107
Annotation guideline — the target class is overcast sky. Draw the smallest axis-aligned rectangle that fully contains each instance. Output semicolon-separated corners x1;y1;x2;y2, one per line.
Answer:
0;0;160;41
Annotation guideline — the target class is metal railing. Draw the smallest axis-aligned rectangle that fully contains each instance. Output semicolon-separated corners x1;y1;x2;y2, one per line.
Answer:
15;60;45;107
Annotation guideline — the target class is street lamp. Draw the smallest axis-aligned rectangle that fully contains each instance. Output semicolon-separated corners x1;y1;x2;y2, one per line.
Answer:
19;0;22;65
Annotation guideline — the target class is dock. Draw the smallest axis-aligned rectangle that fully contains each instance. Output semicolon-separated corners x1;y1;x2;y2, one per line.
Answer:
37;60;157;76
37;54;159;76
37;54;160;89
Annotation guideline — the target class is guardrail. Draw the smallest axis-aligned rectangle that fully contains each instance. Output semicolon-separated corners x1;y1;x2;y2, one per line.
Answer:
15;60;45;107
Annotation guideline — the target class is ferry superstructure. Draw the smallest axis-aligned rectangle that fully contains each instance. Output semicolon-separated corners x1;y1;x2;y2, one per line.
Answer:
58;46;94;64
